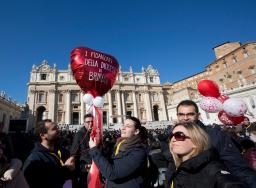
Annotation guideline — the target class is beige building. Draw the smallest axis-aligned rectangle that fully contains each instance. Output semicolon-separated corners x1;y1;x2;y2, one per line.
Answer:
0;91;24;133
27;62;169;130
167;41;256;124
26;41;256;130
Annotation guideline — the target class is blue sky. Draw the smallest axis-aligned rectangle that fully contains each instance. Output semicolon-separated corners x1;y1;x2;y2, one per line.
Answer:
0;0;255;103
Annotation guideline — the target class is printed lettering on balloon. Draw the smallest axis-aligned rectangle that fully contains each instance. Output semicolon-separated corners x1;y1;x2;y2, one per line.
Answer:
71;47;119;97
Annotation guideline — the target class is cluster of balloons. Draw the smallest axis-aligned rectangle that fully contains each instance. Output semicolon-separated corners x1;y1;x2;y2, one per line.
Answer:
198;80;247;125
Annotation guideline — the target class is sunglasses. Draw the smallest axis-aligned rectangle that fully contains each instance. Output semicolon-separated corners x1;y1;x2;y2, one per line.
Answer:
169;131;191;141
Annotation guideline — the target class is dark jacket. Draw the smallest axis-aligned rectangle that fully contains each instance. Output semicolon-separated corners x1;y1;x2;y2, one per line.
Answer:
162;121;256;188
23;142;71;188
70;126;91;173
89;144;147;188
165;148;246;188
197;120;256;187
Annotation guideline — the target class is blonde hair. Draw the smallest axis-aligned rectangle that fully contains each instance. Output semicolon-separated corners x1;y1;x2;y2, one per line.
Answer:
169;122;211;167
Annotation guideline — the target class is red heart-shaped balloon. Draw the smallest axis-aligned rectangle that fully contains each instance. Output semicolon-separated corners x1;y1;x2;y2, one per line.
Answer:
218;110;245;126
71;47;119;97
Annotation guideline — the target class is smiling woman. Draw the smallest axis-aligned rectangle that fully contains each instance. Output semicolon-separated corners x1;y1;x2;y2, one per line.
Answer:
166;122;246;188
89;116;148;188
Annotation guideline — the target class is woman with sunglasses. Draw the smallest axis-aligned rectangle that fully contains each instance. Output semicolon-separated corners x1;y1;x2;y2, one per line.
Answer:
89;116;148;188
165;122;246;188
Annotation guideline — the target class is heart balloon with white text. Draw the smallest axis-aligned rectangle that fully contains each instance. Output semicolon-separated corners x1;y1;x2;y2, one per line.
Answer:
71;47;119;97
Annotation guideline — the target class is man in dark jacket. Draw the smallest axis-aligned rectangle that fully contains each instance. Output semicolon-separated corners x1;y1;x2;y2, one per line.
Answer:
70;114;93;188
23;119;75;188
166;100;256;187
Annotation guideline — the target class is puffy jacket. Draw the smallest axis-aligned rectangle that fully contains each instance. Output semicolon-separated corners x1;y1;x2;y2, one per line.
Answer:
162;121;256;187
89;144;147;188
197;120;256;187
23;142;71;188
165;148;246;188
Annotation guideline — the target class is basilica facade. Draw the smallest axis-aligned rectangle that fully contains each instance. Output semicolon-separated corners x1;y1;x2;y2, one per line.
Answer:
27;62;169;130
26;41;256;131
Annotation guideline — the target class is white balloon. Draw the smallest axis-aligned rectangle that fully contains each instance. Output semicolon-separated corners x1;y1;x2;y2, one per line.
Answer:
93;96;104;108
223;98;247;117
199;97;223;113
85;105;93;114
83;93;94;105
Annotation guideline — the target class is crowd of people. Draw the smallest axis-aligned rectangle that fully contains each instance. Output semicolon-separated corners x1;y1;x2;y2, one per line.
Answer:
1;100;256;188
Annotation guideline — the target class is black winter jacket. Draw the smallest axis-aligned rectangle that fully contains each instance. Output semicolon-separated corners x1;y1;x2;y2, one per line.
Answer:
165;148;246;188
162;121;256;187
70;126;91;173
23;142;71;188
89;144;147;188
197;120;256;187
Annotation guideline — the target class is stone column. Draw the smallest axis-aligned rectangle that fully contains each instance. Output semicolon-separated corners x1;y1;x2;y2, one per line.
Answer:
65;90;71;124
49;89;57;122
159;92;167;120
116;90;122;123
108;92;113;124
80;92;84;124
132;91;138;117
30;89;37;116
121;91;126;121
144;91;153;121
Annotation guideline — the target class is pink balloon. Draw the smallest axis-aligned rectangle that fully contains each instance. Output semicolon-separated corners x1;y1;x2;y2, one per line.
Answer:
218;95;229;103
218;110;245;125
198;80;220;98
199;97;222;113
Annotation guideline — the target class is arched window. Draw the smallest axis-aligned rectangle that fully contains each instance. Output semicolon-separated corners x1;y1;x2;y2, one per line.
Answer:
153;105;159;121
36;106;46;122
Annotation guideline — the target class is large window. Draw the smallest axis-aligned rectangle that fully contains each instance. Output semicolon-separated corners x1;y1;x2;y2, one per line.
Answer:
72;112;79;124
59;93;63;103
124;93;130;102
153;93;159;101
58;111;63;122
71;92;80;103
103;111;107;124
40;74;47;80
112;93;116;102
38;92;46;103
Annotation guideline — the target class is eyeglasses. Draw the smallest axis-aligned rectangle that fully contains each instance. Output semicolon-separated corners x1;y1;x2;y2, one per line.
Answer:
177;112;197;117
169;131;191;141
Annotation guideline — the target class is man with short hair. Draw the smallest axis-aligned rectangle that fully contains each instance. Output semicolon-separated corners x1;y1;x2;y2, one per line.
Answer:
175;100;256;187
70;114;93;188
23;119;75;188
